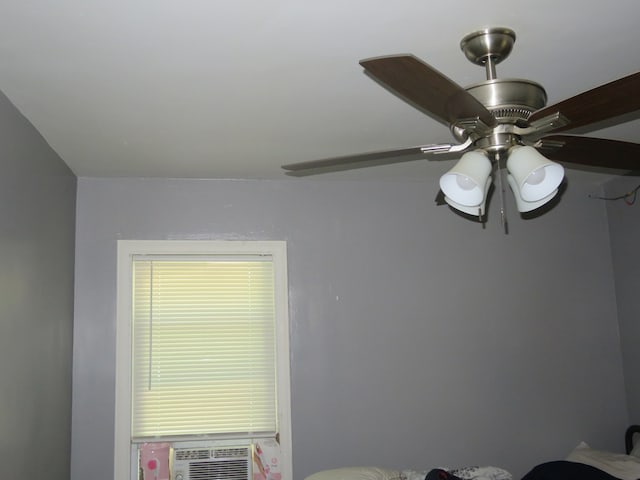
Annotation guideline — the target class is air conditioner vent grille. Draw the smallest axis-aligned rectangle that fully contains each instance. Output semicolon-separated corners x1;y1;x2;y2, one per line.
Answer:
175;448;211;461
189;459;249;480
213;447;250;459
173;444;252;480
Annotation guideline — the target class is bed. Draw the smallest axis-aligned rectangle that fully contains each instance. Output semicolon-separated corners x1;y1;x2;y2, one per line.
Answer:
304;426;640;480
304;465;512;480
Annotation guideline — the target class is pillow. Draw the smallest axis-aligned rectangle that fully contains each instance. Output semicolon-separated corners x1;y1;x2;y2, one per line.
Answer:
566;441;640;480
304;467;403;480
631;442;640;459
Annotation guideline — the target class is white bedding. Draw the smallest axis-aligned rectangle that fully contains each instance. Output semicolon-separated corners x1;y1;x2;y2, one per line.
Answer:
401;466;512;480
304;465;512;480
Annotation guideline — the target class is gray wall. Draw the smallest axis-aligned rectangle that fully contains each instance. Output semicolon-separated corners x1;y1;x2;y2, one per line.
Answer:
605;175;640;424
0;90;76;478
73;173;628;480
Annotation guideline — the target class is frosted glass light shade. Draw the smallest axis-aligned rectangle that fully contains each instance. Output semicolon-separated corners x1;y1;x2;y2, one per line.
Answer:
439;151;492;206
444;176;491;216
444;178;491;217
507;174;558;212
506;146;564;202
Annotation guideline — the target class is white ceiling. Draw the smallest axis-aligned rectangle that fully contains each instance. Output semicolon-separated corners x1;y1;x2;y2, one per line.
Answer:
1;0;639;180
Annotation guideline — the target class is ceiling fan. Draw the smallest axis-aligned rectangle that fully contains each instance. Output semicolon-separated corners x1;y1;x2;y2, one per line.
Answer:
282;27;640;220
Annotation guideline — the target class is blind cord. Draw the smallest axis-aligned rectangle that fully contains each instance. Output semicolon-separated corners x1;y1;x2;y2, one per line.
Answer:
149;261;154;391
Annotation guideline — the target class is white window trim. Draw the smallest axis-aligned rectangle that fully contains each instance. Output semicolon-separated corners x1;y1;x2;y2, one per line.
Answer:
115;240;292;480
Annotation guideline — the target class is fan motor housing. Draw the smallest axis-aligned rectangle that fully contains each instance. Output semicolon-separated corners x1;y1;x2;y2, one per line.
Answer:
465;78;547;122
454;27;550;151
450;78;548;149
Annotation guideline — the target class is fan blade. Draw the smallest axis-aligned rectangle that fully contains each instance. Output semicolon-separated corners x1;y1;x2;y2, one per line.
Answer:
529;71;640;132
359;54;496;128
282;146;435;176
536;135;640;171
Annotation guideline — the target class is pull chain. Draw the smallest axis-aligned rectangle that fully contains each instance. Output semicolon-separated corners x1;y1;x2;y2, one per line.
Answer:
495;152;509;235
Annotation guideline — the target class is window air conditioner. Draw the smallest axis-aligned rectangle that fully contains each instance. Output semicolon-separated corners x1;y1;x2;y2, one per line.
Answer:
172;444;252;480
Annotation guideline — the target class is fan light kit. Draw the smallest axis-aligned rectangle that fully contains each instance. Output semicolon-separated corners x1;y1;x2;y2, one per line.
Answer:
282;27;640;226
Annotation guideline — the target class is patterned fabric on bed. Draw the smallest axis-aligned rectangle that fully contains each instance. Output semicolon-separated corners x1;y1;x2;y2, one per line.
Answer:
401;466;512;480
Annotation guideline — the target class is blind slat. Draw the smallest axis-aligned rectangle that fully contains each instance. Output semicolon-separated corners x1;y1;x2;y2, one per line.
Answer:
131;258;277;439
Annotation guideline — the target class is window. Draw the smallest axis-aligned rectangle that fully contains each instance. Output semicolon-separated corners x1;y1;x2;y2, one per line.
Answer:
115;240;291;480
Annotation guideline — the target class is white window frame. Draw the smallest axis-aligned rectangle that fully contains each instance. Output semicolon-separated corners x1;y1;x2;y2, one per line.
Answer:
114;240;292;480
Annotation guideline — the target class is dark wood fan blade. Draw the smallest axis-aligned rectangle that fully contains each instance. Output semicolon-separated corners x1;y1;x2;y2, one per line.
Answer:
282;146;435;176
529;71;640;132
359;54;496;128
536;135;640;171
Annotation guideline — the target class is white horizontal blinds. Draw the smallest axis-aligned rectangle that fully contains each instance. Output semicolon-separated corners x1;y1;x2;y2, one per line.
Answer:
131;256;277;440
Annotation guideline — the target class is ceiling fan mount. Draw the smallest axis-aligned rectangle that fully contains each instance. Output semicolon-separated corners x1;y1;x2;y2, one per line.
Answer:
460;27;516;69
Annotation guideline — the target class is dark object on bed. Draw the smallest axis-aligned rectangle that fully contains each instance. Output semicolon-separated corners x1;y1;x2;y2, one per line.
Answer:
625;425;640;455
522;461;624;480
425;470;464;480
